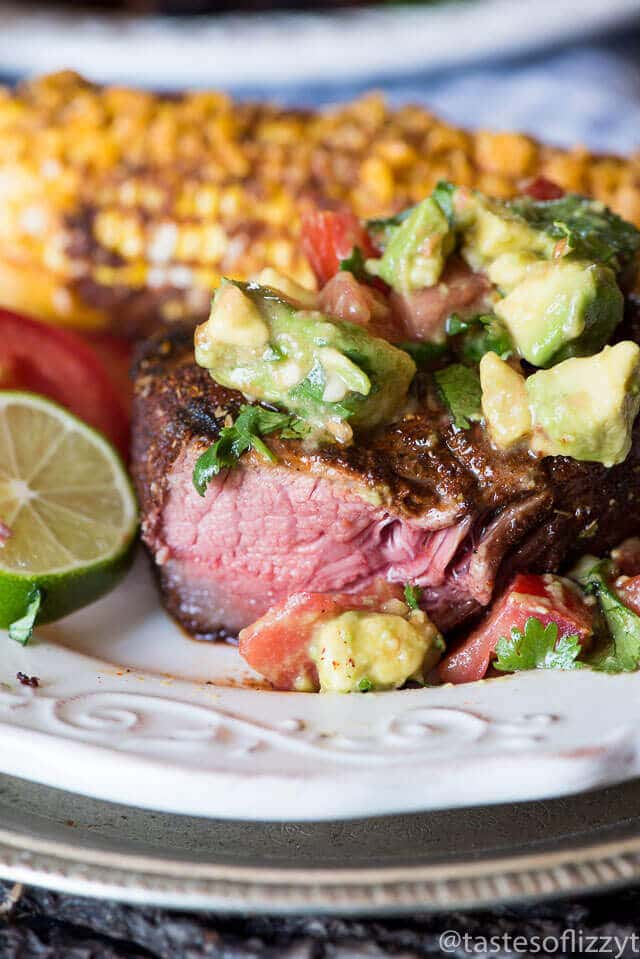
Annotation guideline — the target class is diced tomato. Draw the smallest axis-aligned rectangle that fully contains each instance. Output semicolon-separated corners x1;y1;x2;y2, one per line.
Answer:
0;308;130;456
521;177;565;201
300;209;378;286
390;258;490;341
438;573;593;685
615;575;640;616
239;581;405;691
318;271;402;342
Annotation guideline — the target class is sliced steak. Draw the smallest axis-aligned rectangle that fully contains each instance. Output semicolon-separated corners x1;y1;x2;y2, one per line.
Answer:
131;326;640;640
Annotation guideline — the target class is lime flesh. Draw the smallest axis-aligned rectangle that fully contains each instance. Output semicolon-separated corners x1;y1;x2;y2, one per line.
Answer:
0;391;138;628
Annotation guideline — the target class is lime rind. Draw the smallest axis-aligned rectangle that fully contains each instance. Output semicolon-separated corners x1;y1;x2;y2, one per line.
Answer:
0;391;138;628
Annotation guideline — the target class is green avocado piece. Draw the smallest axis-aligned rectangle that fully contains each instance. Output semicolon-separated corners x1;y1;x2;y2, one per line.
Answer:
366;197;453;291
460;194;556;271
194;280;416;434
526;341;640;467
494;259;623;368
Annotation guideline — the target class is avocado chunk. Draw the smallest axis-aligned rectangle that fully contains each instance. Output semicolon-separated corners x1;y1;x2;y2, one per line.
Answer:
460;193;556;271
526;341;640;466
309;607;443;693
195;279;416;436
494;259;623;368
480;352;532;448
366;197;453;291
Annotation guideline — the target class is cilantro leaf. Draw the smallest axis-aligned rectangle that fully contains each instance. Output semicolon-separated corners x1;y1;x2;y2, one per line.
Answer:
398;340;448;368
193;405;299;496
445;313;469;336
579;560;640;673
494;617;583;673
366;205;416;249
433;363;483;430
508;194;640;273
445;313;513;364
431;180;456;226
404;583;422;610
9;590;43;646
339;246;369;281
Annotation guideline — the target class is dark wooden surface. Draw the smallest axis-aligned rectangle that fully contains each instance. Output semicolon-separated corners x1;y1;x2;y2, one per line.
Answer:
2;882;640;957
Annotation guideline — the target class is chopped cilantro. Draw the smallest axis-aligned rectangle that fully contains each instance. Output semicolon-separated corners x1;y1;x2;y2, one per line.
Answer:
193;405;301;496
357;677;373;693
339;246;369;281
494;617;583;673
445;313;469;336
433;363;483;430
579;560;640;673
431;180;456;226
366;205;416;249
508;193;640;273
404;583;422;610
460;315;513;364
398;340;448;368
445;313;513;364
9;590;43;646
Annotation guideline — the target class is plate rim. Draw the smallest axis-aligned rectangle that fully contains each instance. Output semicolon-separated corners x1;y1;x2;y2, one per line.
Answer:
2;813;640;913
0;0;638;88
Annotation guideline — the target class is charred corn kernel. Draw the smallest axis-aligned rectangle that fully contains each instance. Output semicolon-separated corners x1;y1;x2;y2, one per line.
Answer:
542;150;589;193
475;131;538;177
360;156;395;205
201;224;228;264
428;123;471;155
194;184;220;218
175;225;203;262
476;172;514;199
613;184;640;226
375;139;418;169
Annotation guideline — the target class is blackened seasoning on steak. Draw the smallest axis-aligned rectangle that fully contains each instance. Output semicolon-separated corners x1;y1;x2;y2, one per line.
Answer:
131;325;640;640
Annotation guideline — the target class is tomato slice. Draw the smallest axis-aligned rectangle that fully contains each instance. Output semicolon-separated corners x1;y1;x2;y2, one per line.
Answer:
0;308;130;456
239;581;404;690
438;573;593;685
300;209;378;286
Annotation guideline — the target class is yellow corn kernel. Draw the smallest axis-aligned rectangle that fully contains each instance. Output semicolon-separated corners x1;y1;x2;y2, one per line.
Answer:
475;131;538;177
541;150;588;193
360;155;395;205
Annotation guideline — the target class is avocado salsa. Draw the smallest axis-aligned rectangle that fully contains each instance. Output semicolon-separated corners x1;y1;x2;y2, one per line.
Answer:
192;180;640;693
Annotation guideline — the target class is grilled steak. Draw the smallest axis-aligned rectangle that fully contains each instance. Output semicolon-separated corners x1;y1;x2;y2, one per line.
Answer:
131;325;640;640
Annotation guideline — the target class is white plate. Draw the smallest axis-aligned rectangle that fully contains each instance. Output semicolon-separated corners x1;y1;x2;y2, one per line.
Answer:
1;552;640;821
0;0;638;88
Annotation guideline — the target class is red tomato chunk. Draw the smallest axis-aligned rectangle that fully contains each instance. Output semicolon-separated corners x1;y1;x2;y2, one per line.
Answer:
300;209;378;287
239;581;404;691
439;573;594;685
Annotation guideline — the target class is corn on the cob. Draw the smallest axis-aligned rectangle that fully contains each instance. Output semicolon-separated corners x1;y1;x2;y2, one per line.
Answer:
1;70;639;335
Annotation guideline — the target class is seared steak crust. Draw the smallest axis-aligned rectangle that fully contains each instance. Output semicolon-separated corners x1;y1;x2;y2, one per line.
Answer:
131;326;640;639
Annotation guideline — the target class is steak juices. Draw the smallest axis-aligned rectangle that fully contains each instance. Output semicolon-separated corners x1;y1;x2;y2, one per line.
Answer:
131;182;640;692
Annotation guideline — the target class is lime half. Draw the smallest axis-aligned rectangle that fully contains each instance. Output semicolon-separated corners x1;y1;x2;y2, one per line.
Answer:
0;391;138;633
